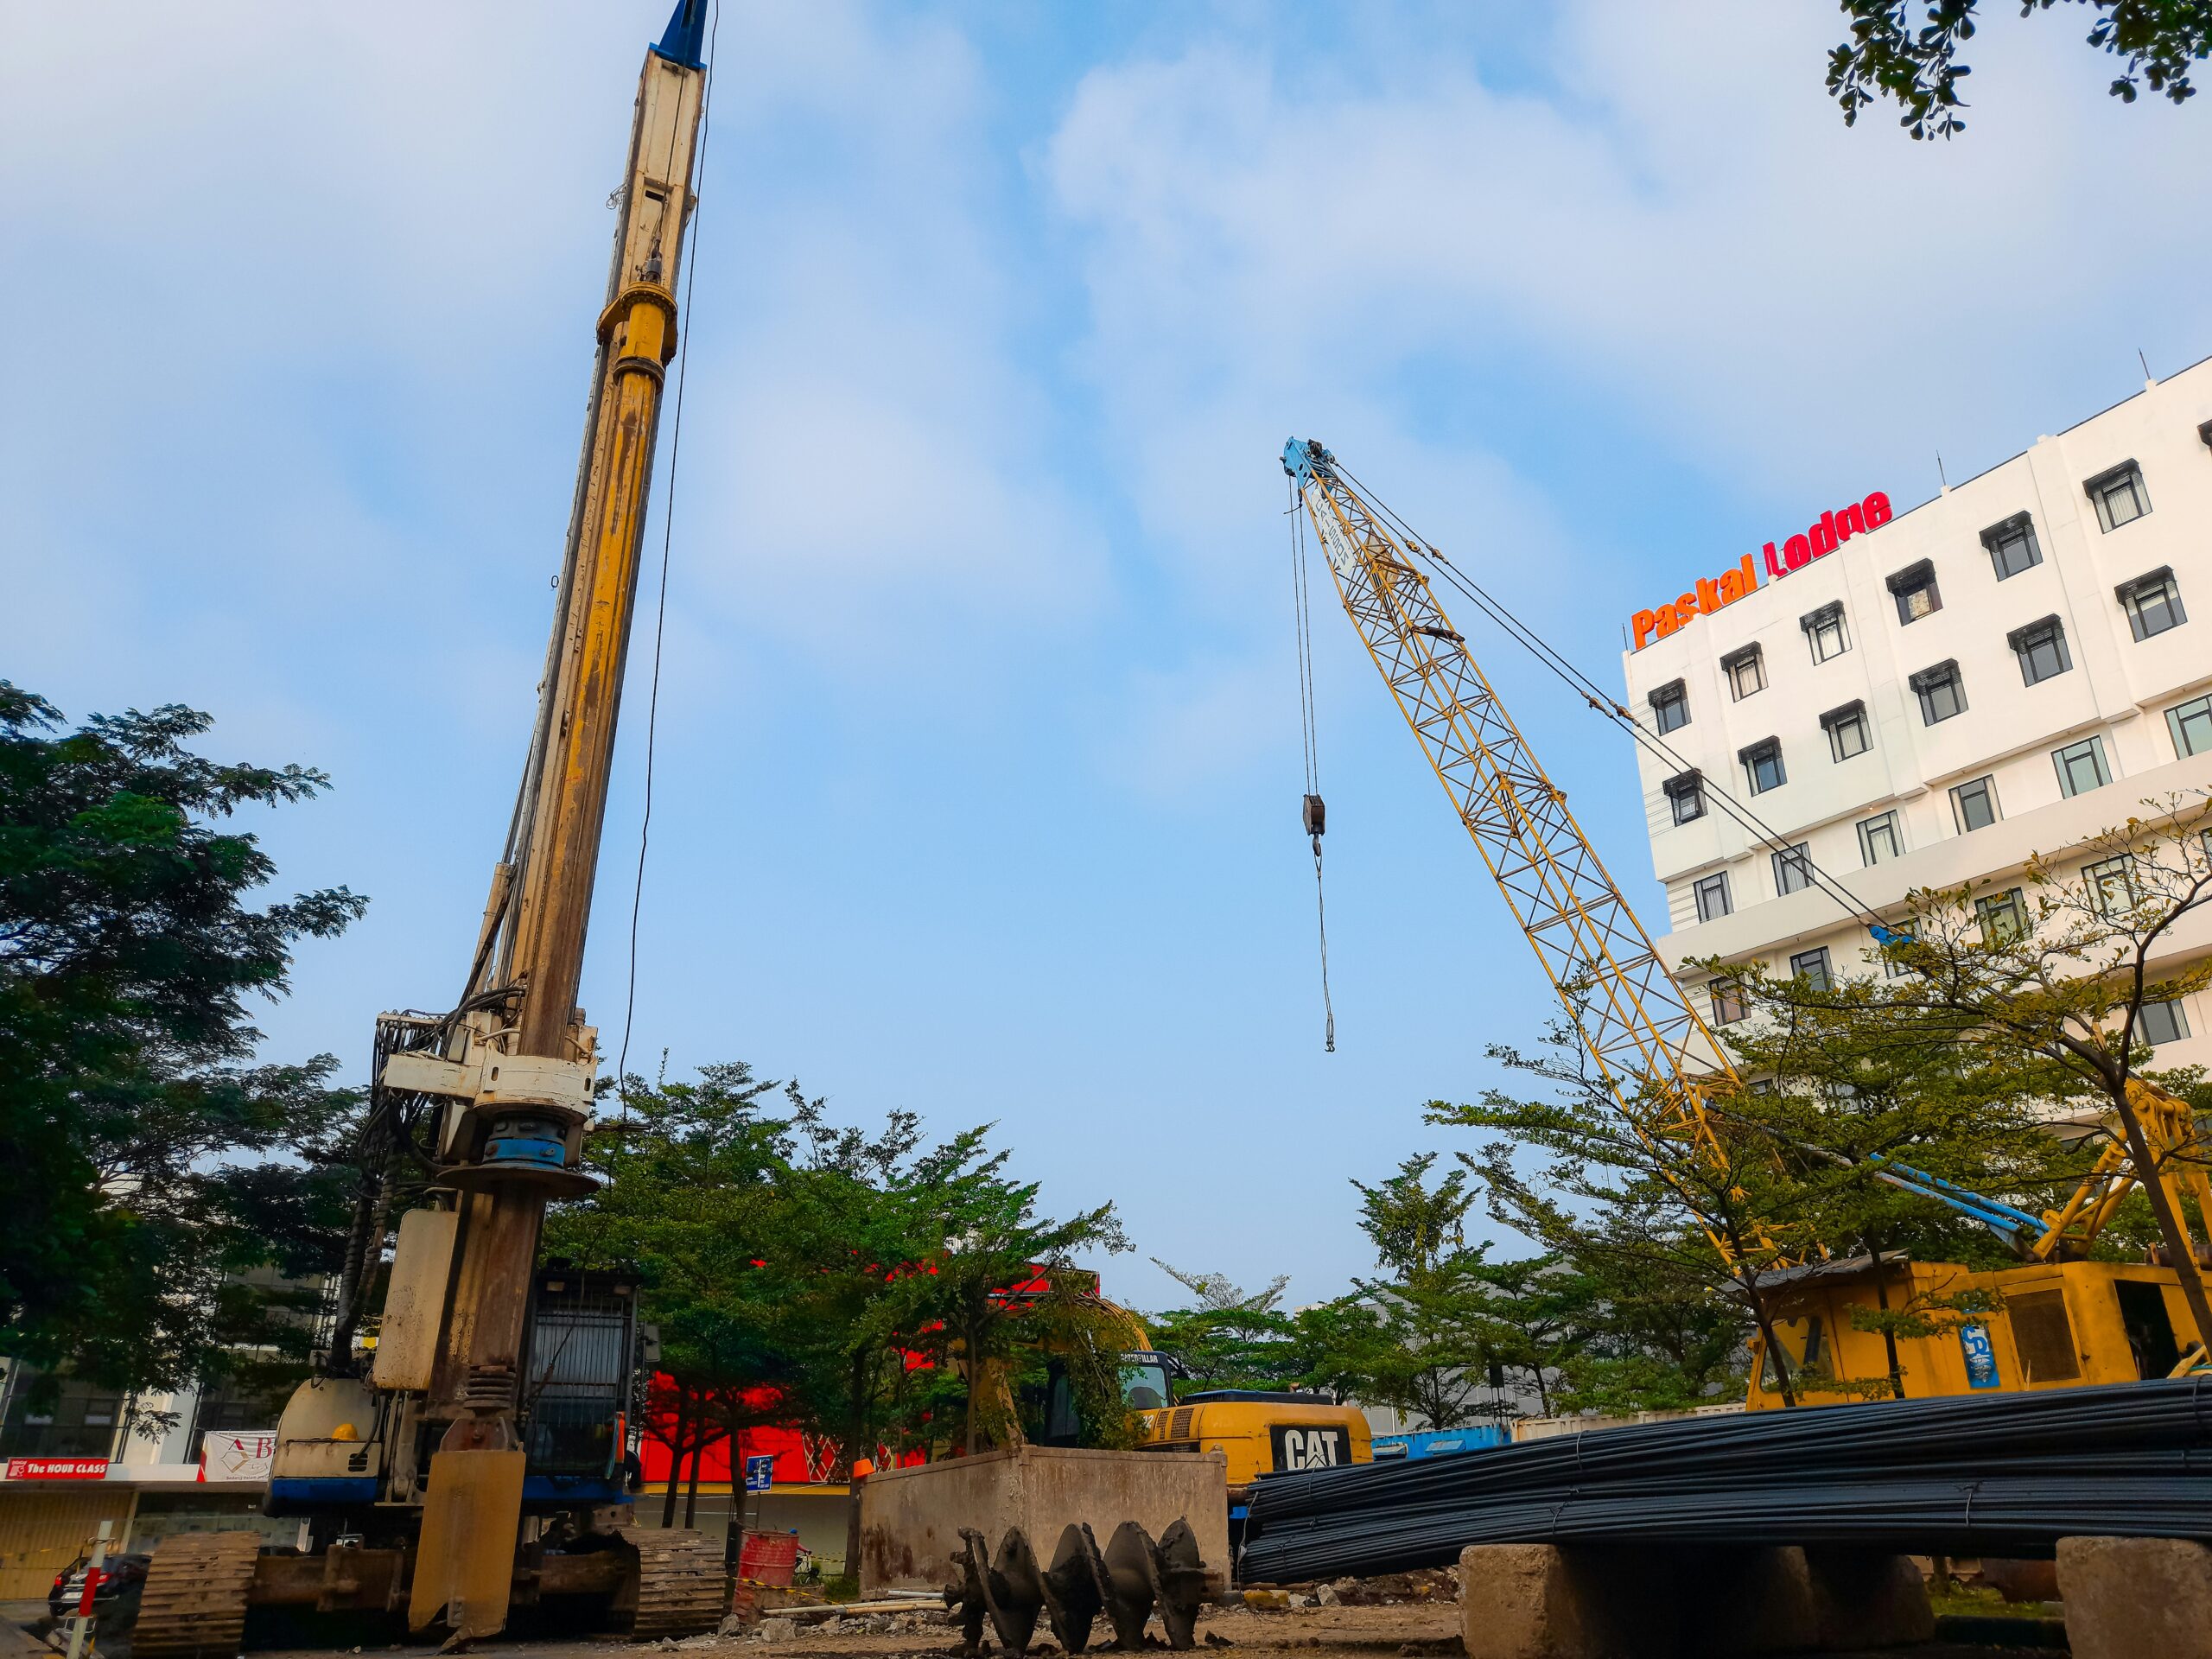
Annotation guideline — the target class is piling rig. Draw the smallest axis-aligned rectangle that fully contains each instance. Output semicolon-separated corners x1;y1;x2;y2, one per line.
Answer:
133;8;721;1652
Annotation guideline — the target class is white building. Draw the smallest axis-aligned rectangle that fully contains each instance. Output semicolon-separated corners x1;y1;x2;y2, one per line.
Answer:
1619;357;2212;1066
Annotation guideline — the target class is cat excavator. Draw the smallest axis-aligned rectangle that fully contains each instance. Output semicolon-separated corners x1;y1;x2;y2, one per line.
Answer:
132;9;722;1653
1282;435;2211;1410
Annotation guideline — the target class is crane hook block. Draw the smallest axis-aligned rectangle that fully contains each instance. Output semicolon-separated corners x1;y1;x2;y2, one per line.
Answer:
1302;794;1326;839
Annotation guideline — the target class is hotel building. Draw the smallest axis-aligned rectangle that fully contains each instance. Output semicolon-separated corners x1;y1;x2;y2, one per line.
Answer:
1620;358;2212;1067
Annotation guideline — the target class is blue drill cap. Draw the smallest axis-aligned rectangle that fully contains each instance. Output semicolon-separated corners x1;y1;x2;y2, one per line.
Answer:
652;0;709;69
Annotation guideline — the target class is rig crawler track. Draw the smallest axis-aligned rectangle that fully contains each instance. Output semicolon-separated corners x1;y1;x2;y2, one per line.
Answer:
622;1527;727;1639
134;1530;262;1659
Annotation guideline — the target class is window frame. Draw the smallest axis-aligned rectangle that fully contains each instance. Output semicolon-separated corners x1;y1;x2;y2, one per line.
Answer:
2141;998;2192;1046
2085;854;2137;918
1722;644;1766;701
1649;678;1690;734
2053;734;2112;799
1821;699;1872;763
1710;980;1747;1026
2008;614;2073;685
1950;774;2000;834
1801;601;1850;664
2085;460;2151;532
1663;770;1706;826
1981;512;2042;580
1857;810;1903;868
1885;559;1942;625
1789;946;1833;990
1976;887;2029;946
2117;568;2187;642
1740;738;1785;796
1694;871;1732;923
2168;692;2212;760
1771;842;1814;896
1910;659;1966;726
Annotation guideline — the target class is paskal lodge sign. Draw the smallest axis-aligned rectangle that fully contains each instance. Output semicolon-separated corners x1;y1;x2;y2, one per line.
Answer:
1630;489;1893;651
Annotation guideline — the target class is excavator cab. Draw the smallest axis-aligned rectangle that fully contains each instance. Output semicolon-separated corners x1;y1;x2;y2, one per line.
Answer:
1118;1351;1178;1411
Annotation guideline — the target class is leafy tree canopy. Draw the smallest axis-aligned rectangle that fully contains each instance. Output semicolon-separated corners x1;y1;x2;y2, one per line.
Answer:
1828;0;2209;139
0;683;364;1404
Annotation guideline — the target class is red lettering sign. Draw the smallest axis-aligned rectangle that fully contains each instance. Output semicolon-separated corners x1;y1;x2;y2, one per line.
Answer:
4;1457;110;1480
1632;490;1891;650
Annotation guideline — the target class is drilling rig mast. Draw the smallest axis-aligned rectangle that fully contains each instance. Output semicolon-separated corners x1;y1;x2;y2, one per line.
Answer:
131;8;721;1652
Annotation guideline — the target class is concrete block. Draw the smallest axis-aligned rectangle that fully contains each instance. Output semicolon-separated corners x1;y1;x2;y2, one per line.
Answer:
857;1445;1228;1597
1458;1544;1675;1659
2059;1535;2212;1659
1802;1549;1935;1649
1457;1543;1930;1657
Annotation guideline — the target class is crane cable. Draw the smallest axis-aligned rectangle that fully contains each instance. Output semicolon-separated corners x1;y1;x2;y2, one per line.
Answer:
1290;480;1336;1052
1325;460;1888;938
616;0;721;1114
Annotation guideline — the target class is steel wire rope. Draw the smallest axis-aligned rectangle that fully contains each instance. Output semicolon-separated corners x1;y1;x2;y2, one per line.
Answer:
616;0;721;1116
1289;482;1336;1052
1327;460;1885;936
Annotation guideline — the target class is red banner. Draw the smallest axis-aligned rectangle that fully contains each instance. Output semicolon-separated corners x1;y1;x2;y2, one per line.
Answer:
5;1457;110;1480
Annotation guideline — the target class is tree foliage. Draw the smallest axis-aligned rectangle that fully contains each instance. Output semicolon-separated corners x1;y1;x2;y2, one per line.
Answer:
1708;793;2212;1353
1828;0;2209;139
0;683;365;1406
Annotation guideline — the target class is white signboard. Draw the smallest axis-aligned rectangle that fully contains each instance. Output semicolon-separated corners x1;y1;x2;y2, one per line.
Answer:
200;1431;276;1481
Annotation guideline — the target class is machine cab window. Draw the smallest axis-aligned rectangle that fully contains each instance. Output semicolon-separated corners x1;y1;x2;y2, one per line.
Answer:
1119;1351;1175;1411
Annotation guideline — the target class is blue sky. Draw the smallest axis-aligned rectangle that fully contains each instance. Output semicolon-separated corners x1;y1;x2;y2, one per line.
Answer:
5;3;2209;1309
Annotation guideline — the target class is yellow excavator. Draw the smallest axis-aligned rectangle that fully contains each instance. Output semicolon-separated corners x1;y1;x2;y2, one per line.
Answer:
1283;435;2210;1409
132;10;722;1655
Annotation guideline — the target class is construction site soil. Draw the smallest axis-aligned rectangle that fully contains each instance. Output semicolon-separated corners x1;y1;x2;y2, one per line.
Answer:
216;1594;2056;1659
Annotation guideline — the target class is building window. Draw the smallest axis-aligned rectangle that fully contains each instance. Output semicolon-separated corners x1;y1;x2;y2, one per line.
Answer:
1981;512;2042;580
1887;560;1942;624
2008;615;2073;685
1977;887;2028;945
2118;568;2187;641
1910;660;1966;726
2086;855;2137;917
1664;771;1705;825
1857;811;1903;867
1694;871;1732;923
1740;738;1785;795
1722;645;1766;701
1802;601;1850;664
1710;981;1747;1026
1649;678;1689;734
2142;998;2192;1046
2085;460;2151;531
1821;700;1871;762
1772;842;1814;895
1951;775;2000;834
1789;947;1833;990
2053;734;2112;798
2168;693;2212;759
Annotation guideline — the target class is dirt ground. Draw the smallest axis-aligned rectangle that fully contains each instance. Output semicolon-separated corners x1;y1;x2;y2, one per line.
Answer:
226;1595;2055;1659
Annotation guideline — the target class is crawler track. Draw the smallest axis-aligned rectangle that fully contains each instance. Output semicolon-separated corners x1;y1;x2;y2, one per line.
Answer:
134;1530;263;1659
621;1528;725;1639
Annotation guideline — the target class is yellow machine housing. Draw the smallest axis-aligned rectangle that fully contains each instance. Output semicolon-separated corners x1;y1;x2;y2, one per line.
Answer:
1134;1394;1371;1491
1745;1255;2203;1408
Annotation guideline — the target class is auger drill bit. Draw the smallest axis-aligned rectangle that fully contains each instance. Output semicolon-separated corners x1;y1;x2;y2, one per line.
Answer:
1043;1524;1109;1653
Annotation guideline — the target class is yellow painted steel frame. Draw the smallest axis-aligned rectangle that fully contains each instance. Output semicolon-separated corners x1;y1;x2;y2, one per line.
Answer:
2033;1078;2212;1262
1294;462;1793;1268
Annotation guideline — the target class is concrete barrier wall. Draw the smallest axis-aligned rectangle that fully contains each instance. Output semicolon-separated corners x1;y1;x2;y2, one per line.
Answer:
858;1446;1228;1598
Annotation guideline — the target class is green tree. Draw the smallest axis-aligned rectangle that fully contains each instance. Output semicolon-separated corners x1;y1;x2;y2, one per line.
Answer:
1142;1262;1304;1393
1828;0;2209;139
902;1142;1130;1455
1337;1154;1497;1429
0;683;365;1404
548;1060;802;1524
1719;794;2212;1351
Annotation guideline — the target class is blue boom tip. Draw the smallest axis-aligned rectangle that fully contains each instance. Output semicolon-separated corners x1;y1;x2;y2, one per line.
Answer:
652;0;709;69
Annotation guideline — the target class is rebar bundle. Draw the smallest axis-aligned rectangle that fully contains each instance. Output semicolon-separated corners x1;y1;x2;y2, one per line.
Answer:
1243;1379;2212;1583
